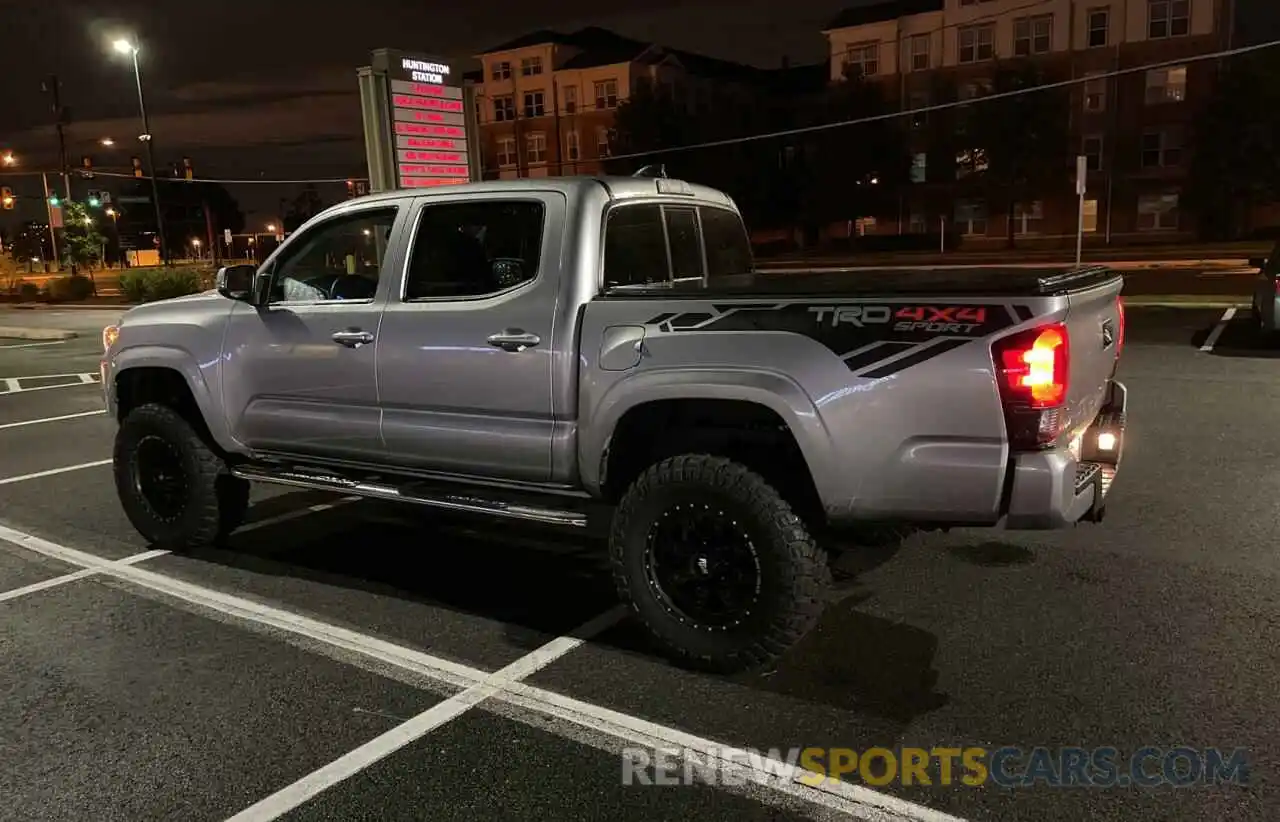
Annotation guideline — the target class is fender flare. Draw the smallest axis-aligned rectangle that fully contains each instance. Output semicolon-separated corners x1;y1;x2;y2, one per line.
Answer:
111;344;237;452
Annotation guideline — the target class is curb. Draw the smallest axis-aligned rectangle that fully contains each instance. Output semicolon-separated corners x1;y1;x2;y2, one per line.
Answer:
0;326;79;341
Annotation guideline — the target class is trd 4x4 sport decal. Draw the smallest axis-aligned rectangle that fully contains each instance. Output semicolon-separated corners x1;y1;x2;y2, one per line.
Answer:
644;302;1030;376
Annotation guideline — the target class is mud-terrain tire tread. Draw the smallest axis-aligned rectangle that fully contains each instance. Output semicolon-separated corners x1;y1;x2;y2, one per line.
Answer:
609;454;830;674
113;402;245;550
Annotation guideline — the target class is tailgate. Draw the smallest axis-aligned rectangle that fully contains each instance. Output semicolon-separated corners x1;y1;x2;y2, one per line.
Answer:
1061;274;1124;439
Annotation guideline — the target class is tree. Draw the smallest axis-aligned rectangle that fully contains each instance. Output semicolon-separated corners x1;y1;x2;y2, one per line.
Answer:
61;201;106;270
797;68;911;236
952;60;1070;247
1185;51;1280;239
10;221;49;263
283;185;326;232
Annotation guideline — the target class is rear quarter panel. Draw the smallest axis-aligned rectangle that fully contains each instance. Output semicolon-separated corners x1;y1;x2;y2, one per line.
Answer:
579;294;1069;522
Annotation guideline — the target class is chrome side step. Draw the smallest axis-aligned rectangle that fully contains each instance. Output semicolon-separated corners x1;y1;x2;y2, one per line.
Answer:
231;465;589;528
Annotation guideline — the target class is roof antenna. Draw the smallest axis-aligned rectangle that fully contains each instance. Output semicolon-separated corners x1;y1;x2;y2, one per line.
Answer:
632;163;667;179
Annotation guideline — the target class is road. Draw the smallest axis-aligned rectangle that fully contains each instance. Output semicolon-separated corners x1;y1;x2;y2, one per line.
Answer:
0;305;1274;821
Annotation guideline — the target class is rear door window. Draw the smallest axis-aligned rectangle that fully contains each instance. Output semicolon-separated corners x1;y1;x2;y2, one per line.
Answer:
664;206;704;280
604;205;668;288
700;207;752;279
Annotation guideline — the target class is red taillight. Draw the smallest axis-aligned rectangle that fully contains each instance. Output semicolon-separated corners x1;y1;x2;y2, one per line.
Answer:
1115;297;1125;356
993;323;1070;449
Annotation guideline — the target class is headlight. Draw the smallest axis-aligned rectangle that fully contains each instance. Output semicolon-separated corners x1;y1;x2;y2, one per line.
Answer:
102;325;119;351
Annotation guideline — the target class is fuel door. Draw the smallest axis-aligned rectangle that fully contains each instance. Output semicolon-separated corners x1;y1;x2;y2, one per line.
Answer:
599;325;646;371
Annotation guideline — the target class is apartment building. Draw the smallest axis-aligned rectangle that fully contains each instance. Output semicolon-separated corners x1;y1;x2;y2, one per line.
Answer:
823;0;1231;243
468;27;760;179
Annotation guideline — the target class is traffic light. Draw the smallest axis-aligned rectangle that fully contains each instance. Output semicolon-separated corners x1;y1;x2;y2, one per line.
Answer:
81;155;94;178
131;156;144;178
1;187;13;209
182;157;193;181
87;190;101;208
48;193;60;207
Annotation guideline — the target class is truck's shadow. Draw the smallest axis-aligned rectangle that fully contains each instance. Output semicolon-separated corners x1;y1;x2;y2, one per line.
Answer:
1191;317;1280;358
184;494;947;725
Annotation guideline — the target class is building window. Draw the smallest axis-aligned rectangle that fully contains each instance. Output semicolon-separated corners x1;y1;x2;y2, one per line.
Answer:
1083;73;1107;112
958;23;995;64
562;85;577;113
956;148;989;179
1014;15;1053;56
908;91;930;128
1137;193;1180;230
520;56;543;76
496;137;516;168
908;212;928;234
955;200;988;236
493;95;515;122
1012;201;1044;235
1087;8;1109;47
1148;0;1190;39
526;132;546;164
492;61;511;81
566;131;580;162
1141;130;1183;167
909;34;930;71
594;80;619;109
910;152;927;183
597;127;611;157
1082;199;1099;233
1083;135;1104;171
523;90;545;118
844;43;878;77
1145;66;1187;104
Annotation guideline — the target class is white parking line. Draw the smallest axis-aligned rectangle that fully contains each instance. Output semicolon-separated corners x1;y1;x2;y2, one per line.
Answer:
225;607;625;822
0;376;101;396
0;548;168;604
0;521;959;822
0;410;108;430
0;340;68;350
0;459;113;486
1199;307;1237;352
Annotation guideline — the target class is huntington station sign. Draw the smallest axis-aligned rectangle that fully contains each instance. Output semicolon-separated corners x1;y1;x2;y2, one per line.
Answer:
357;49;481;192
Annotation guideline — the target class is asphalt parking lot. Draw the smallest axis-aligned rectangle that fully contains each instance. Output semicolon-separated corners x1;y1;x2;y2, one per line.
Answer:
0;304;1275;821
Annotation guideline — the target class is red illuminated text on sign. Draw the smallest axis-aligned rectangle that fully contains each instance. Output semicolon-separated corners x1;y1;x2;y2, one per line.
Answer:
395;122;465;138
408;111;449;123
405;83;450;98
401;177;468;188
404;138;460;150
399;164;470;176
393;94;464;113
402;151;464;163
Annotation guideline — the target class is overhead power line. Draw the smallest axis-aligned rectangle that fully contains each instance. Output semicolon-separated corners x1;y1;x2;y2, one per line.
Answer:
89;171;368;185
604;37;1280;164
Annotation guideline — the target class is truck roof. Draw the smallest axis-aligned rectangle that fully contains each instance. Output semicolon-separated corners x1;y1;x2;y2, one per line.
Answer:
346;176;737;209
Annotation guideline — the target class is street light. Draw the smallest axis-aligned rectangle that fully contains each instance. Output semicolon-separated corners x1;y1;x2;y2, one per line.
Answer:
1;152;15;166
100;137;115;147
266;223;277;233
112;37;168;264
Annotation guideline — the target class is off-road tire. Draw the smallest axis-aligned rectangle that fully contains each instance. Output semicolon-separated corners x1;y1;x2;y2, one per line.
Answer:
609;454;830;674
113;403;249;550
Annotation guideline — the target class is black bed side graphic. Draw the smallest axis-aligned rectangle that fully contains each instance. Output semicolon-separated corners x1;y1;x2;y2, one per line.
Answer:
643;302;1030;373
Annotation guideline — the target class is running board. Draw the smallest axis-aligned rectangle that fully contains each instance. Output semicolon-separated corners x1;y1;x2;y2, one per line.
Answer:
231;465;589;528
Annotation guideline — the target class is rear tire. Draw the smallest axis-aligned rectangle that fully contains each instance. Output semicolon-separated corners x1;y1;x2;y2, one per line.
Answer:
113;403;249;550
609;454;830;674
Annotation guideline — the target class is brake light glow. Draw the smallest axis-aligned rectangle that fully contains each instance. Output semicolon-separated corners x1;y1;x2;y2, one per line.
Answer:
1115;297;1125;355
993;323;1070;450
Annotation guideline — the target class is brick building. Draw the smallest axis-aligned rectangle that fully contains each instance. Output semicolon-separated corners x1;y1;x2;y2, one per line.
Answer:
823;0;1234;245
467;27;763;179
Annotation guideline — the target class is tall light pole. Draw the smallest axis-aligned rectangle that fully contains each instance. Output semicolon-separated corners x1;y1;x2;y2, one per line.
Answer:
114;38;168;265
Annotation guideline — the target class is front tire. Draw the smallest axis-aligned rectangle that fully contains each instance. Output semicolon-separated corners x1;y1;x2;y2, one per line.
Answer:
609;454;830;674
113;403;249;550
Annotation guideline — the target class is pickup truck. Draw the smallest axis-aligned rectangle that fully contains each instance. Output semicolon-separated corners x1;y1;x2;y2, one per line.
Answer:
102;175;1127;673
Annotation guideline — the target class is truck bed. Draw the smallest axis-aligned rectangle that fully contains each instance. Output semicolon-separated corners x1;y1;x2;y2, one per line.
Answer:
598;265;1120;300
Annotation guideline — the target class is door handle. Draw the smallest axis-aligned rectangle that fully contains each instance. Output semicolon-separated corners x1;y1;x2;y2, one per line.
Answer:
332;329;374;348
487;329;541;352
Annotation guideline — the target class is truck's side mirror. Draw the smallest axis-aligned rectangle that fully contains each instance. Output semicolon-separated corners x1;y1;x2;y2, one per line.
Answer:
1249;257;1266;270
215;264;257;302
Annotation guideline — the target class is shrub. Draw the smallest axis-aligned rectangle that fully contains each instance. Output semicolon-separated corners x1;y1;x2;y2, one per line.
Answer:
46;274;95;302
120;266;206;303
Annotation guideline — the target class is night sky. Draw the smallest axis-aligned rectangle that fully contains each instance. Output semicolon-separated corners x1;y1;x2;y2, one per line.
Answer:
0;0;858;224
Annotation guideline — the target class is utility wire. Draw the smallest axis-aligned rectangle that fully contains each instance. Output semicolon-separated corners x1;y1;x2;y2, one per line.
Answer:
89;171;367;185
604;37;1280;164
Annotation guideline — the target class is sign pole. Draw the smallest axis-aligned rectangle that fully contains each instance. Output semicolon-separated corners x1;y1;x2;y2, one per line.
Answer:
1075;154;1087;269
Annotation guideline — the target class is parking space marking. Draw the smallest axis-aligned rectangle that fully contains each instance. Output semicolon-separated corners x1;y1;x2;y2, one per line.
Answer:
237;496;362;533
1199;307;1237;352
0;459;112;486
226;606;626;822
0;410;108;431
0;548;167;605
3;378;17;392
0;521;959;822
0;376;101;396
0;340;68;350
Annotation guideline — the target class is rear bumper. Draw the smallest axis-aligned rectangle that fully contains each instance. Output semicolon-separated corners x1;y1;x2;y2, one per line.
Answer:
1003;380;1127;529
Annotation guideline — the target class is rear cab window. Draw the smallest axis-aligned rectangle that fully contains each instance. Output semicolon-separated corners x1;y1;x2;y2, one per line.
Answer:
603;202;751;290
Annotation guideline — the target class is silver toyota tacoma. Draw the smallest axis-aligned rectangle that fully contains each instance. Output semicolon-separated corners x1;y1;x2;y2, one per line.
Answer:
101;175;1128;672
